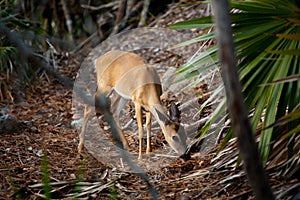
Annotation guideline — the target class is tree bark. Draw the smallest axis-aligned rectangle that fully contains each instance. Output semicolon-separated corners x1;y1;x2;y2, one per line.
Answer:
211;0;274;199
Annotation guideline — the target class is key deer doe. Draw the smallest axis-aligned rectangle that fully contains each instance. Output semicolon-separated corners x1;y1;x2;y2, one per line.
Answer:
78;50;187;159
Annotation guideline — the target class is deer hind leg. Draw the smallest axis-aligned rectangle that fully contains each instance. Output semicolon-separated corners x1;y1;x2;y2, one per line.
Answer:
145;111;152;154
135;102;144;159
78;104;92;154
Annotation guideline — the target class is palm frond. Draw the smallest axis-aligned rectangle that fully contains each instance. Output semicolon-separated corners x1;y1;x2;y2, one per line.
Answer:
171;0;300;164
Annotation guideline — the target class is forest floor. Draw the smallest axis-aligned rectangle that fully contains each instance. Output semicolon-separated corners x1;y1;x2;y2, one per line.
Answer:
0;70;250;200
0;1;299;200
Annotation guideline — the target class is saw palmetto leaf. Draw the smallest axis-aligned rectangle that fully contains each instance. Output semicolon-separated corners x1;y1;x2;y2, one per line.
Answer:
172;0;300;164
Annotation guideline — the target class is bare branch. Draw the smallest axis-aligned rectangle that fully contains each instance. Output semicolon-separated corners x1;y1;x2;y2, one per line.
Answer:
61;0;75;43
111;0;127;35
81;1;119;11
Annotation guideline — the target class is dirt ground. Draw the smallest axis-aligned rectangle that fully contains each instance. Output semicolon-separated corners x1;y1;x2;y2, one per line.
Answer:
0;44;248;200
0;77;239;200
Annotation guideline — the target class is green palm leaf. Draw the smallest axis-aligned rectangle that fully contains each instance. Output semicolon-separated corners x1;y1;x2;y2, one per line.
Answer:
171;0;300;164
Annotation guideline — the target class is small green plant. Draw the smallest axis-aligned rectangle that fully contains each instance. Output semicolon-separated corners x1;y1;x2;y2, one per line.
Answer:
109;183;118;200
41;155;51;200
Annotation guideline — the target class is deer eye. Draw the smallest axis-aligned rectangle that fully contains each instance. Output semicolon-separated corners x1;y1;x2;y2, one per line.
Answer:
172;135;179;142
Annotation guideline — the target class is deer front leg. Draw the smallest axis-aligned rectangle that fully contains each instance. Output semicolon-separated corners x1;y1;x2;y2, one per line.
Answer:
145;111;152;154
135;103;143;159
78;105;92;154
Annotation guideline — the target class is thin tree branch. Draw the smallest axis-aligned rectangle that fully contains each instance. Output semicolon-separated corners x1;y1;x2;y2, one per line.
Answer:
125;0;135;19
81;1;119;11
111;0;127;35
61;0;75;43
138;0;150;27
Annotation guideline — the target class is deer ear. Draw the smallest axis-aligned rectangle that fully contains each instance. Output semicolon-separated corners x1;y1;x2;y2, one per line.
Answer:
169;101;180;123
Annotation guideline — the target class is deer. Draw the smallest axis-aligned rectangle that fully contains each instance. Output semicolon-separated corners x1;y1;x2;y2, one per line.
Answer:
78;50;187;159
